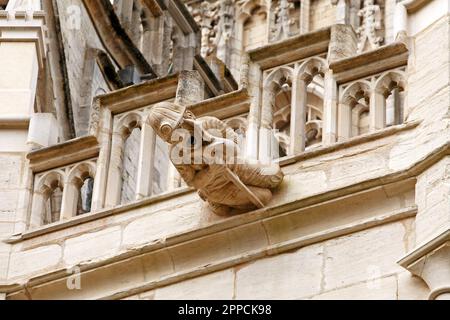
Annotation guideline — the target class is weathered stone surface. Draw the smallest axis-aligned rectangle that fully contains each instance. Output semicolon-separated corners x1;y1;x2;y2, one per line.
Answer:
154;270;234;300
0;252;9;280
311;276;398;300
9;245;62;279
235;244;323;299
122;202;201;247
0;155;22;187
323;221;407;291
397;271;429;300
169;223;268;272
64;227;121;265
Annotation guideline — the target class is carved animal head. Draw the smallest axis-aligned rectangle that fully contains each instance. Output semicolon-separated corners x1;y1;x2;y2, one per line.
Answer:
148;102;187;143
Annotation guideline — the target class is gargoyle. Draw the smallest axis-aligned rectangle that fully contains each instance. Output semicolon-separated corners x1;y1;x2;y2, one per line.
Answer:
148;101;284;216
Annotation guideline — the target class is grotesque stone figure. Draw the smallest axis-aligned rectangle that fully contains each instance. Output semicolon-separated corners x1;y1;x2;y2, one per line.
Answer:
148;101;284;216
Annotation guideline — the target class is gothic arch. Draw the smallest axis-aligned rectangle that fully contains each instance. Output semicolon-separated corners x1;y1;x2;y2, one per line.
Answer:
375;70;407;98
36;170;65;196
67;162;97;187
374;70;407;126
296;57;328;83
341;80;372;107
31;170;65;227
339;80;372;140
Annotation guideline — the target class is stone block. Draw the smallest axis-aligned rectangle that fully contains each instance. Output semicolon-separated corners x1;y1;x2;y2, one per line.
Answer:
323;221;407;291
141;249;174;282
9;244;62;279
154;270;234;300
235;244;323;299
0;155;22;187
64;226;122;265
27;113;59;149
169;223;268;272
122;202;201;248
311;276;398;300
0;252;9;281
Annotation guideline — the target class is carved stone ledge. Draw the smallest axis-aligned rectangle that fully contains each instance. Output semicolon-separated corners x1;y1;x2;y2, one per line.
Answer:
98;73;179;114
27;135;99;173
329;41;409;83
278;120;420;167
400;0;434;13
188;88;250;119
248;26;332;69
1;202;417;299
0;115;30;129
5;186;195;244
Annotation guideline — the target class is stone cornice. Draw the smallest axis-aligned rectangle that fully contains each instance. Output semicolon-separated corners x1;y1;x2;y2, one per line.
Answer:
5;187;195;244
98;74;179;114
0;115;30;129
329;41;409;83
248;27;332;70
188;88;250;119
0;204;417;298
279;121;420;166
398;229;450;300
400;0;434;13
26;135;99;173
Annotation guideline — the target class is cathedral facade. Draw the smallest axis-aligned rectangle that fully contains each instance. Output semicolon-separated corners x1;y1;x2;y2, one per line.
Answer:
0;0;449;300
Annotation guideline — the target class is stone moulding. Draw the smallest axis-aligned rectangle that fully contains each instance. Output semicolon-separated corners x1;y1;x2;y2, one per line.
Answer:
398;229;450;268
0;115;30;129
279;120;420;166
248;26;332;69
0;203;418;299
97;73;180;115
26;135;99;173
188;88;250;119
102;207;418;300
329;41;409;83
401;0;434;13
5;187;195;244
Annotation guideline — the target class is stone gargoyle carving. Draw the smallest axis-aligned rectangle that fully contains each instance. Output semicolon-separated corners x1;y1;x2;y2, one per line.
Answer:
148;101;284;216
